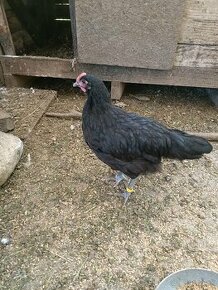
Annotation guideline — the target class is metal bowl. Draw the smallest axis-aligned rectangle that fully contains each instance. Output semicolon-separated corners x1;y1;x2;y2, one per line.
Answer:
156;268;218;290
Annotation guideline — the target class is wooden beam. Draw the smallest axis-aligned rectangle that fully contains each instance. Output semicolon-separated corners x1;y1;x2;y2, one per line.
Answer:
187;132;218;142
45;110;82;119
0;55;217;88
180;0;218;45
175;44;218;67
2;43;216;75
0;45;4;84
0;0;15;55
23;91;56;140
69;0;78;58
0;55;74;79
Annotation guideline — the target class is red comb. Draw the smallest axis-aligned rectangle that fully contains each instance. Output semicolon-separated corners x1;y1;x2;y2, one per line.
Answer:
76;72;86;82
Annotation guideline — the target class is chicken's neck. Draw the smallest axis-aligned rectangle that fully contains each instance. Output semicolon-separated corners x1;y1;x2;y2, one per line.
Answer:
86;86;111;111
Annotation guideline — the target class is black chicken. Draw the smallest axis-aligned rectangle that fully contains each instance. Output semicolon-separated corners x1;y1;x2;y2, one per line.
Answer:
73;73;213;202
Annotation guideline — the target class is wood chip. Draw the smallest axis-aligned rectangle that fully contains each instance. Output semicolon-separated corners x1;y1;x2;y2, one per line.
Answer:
133;95;151;101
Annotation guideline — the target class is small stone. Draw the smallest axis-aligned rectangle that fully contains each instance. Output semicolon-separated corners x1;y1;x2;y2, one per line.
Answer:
1;237;11;246
134;95;150;101
30;87;35;93
0;108;14;132
189;180;197;188
172;162;178;169
70;124;75;130
23;153;31;168
164;175;171;182
197;212;206;220
179;198;188;206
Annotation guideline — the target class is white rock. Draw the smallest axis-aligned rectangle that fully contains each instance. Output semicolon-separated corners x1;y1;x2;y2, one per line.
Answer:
0;132;23;186
1;237;11;245
114;101;127;108
23;153;31;168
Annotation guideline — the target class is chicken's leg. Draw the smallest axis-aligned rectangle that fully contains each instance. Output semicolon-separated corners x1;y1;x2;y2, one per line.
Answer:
122;178;137;204
114;171;128;187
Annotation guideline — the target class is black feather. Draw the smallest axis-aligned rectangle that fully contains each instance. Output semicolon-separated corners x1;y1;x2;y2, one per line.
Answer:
81;74;213;179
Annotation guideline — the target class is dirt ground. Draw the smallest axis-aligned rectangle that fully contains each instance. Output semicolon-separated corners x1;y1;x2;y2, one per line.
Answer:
0;83;218;290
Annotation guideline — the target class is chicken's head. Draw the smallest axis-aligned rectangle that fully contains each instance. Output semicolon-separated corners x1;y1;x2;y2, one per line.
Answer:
73;73;110;103
73;72;90;93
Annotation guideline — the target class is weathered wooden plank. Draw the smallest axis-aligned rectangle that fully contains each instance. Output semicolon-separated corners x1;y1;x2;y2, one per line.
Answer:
0;55;217;88
2;88;57;139
22;92;56;140
175;44;218;67
181;0;218;45
187;132;218;141
0;56;74;79
0;88;57;139
45;111;82;119
2;42;217;74
0;0;15;55
0;45;4;84
69;0;78;59
73;0;185;69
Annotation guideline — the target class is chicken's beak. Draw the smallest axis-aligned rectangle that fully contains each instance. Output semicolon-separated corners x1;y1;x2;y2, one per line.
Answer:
73;81;79;88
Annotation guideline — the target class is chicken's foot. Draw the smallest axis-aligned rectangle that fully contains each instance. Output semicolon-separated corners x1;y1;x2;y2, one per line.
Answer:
122;178;137;204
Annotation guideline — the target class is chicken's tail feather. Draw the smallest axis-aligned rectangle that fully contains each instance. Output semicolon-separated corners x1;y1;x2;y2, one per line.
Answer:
167;129;213;160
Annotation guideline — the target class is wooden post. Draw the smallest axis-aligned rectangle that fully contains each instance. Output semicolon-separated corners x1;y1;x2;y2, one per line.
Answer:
0;0;22;86
0;45;4;84
206;89;218;107
111;81;125;100
0;0;15;55
0;1;34;87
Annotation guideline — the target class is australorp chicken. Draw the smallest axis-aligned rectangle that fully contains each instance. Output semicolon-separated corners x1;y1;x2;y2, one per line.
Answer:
73;73;213;203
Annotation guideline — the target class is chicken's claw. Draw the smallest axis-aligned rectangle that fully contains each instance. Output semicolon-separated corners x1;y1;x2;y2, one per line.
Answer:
122;187;134;204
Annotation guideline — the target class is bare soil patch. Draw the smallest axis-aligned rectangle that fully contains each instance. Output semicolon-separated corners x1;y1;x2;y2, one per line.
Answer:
0;84;218;290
